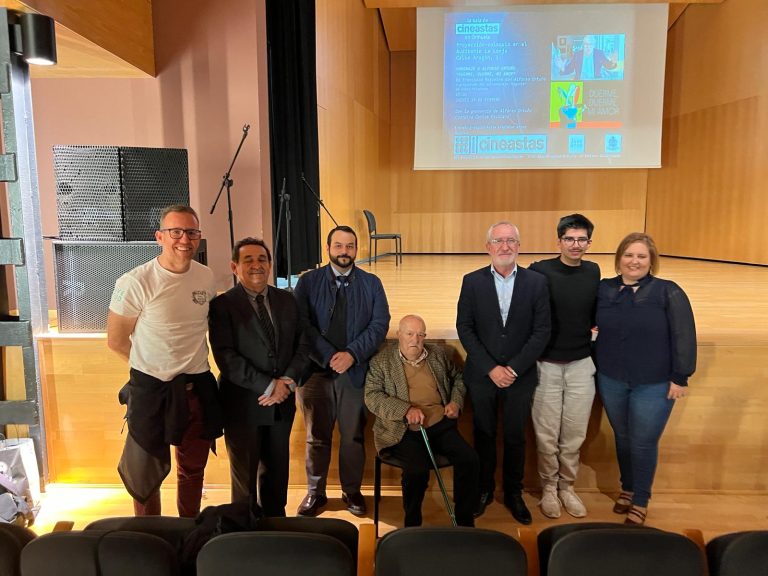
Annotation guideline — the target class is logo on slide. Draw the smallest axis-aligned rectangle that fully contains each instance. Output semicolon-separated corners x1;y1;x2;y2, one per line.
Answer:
568;135;585;154
454;134;546;157
605;134;622;154
455;23;501;35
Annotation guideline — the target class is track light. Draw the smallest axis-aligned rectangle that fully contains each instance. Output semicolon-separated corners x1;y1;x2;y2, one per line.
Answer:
8;11;57;66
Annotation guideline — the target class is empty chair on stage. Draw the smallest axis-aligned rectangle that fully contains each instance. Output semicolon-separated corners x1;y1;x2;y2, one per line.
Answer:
363;210;402;265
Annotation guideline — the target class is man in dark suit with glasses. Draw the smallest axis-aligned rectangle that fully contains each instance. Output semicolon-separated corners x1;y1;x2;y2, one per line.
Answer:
456;221;550;524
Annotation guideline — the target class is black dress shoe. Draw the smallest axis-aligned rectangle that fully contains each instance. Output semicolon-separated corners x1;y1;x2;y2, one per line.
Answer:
473;491;494;518
342;492;367;516
297;493;328;517
504;493;532;525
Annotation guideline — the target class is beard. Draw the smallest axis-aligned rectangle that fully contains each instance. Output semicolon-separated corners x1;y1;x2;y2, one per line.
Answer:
330;253;355;269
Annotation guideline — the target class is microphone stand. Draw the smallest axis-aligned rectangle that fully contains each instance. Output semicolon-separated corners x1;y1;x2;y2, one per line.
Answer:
301;173;338;266
210;124;250;286
273;177;293;290
301;173;338;226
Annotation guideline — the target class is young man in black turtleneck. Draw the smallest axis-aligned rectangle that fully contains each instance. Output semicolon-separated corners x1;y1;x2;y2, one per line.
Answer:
529;214;600;519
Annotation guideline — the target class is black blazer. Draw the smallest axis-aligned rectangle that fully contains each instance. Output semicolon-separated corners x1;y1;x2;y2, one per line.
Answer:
209;284;309;426
456;265;551;388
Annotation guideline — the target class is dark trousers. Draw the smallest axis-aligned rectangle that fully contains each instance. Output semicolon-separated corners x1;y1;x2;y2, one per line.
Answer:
470;379;535;497
133;390;211;517
383;417;479;527
224;410;295;517
297;372;366;495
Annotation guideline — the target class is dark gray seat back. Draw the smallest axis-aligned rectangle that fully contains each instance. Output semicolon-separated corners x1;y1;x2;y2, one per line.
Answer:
21;530;178;576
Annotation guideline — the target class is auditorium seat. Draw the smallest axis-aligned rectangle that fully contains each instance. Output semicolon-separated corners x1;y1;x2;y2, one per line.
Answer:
706;530;768;576
537;521;659;576
197;531;354;576
363;210;402;265
83;514;374;576
0;523;36;576
258;518;374;576
20;530;178;576
258;517;360;571
85;515;195;553
547;528;704;576
375;527;527;576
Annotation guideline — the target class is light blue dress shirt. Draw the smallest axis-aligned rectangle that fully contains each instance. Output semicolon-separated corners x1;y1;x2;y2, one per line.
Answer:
490;264;517;326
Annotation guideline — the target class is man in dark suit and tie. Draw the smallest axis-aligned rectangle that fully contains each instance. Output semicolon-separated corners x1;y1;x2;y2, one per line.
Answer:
456;222;550;524
209;237;309;516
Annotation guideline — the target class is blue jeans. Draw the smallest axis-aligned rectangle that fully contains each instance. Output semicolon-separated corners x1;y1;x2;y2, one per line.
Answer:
597;373;675;507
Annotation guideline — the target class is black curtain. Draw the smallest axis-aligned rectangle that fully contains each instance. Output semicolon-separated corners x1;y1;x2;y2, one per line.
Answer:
266;0;321;278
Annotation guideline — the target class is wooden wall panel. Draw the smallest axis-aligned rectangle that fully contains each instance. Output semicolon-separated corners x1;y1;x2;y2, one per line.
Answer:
389;52;648;254
36;336;768;492
316;0;391;261
647;0;768;264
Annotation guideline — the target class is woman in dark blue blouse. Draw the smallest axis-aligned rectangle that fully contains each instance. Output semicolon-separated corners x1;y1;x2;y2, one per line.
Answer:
595;232;696;525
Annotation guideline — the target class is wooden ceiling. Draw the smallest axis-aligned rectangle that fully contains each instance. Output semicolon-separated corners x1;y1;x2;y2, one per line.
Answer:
1;0;154;78
0;1;724;77
365;0;724;52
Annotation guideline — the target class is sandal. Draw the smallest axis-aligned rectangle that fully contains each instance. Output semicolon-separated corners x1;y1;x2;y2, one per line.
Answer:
613;491;633;514
624;505;647;525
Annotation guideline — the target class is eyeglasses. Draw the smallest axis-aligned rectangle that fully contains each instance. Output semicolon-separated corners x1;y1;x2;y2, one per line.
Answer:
160;228;202;240
560;236;591;246
489;238;520;246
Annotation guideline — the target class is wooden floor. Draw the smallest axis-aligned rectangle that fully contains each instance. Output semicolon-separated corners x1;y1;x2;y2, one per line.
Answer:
31;484;768;543
17;253;768;542
367;252;768;344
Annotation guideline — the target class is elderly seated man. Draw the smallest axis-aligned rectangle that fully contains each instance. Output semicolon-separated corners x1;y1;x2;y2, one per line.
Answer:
364;314;479;527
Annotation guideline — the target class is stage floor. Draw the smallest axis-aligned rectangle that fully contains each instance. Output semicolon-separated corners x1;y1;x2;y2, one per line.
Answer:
365;253;768;345
31;484;768;542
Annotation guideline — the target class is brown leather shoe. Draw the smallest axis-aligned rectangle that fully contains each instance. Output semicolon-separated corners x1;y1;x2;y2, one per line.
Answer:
342;492;367;516
297;493;328;517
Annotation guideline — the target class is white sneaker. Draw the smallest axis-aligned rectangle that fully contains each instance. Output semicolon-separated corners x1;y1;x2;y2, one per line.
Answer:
558;487;587;518
539;485;561;518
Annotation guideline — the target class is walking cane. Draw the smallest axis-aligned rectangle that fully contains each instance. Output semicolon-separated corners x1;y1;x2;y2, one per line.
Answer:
419;425;457;527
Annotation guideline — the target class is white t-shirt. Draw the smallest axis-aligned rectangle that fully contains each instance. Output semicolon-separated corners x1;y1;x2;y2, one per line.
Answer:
109;258;216;381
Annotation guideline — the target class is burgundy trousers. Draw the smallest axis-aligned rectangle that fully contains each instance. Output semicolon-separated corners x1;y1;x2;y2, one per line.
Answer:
133;389;211;517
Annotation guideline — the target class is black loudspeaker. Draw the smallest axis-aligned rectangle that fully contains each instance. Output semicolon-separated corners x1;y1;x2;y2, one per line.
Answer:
54;146;189;241
52;241;207;333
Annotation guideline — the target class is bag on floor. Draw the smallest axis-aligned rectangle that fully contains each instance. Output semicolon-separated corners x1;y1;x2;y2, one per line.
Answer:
0;434;40;526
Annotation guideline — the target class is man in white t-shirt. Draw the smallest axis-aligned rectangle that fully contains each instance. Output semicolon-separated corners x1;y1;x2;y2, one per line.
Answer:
107;205;221;517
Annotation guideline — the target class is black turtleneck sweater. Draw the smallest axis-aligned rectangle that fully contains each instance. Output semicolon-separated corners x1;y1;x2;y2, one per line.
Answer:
528;257;601;362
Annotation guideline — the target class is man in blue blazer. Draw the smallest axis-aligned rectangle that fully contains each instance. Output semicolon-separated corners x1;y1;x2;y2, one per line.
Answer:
209;238;309;516
293;226;390;517
456;222;551;524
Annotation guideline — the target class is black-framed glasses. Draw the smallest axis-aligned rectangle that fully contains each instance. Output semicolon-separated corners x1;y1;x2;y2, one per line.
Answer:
560;236;591;246
160;228;202;240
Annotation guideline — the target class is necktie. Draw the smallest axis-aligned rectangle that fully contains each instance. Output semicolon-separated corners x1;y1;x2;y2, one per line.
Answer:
255;294;276;350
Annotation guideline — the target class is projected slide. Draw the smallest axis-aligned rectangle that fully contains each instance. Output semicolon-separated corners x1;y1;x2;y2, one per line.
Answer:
415;5;668;170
